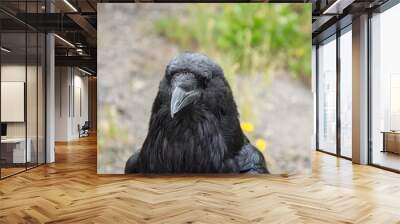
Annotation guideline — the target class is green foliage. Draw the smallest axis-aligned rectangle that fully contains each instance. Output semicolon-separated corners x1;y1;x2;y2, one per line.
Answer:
153;4;311;80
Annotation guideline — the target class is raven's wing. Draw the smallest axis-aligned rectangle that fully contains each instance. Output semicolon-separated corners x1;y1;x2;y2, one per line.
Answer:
125;150;140;174
235;143;268;174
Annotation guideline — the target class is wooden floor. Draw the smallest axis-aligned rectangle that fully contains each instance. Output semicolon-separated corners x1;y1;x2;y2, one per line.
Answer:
1;136;400;223
373;150;400;171
1;167;26;178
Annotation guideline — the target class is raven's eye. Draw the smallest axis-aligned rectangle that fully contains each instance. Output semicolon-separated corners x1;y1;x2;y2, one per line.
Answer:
190;73;208;89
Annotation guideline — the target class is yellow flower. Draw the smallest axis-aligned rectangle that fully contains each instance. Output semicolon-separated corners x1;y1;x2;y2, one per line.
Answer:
294;48;305;57
241;122;254;133
255;139;267;152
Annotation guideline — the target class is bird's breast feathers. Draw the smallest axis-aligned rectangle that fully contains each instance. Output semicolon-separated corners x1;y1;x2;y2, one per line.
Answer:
138;109;235;173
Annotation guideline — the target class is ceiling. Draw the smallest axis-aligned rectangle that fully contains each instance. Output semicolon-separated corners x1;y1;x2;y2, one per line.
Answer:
312;0;390;43
0;0;97;74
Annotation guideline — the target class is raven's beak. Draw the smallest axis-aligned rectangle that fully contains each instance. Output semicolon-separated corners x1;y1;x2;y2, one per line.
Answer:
170;87;199;118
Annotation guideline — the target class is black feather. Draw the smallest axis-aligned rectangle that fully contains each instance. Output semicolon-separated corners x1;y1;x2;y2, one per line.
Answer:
125;52;268;174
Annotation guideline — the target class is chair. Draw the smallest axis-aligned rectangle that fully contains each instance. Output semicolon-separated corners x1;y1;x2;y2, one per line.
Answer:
79;121;90;138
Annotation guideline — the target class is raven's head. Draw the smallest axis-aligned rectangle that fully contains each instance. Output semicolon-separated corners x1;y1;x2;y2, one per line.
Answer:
160;52;235;118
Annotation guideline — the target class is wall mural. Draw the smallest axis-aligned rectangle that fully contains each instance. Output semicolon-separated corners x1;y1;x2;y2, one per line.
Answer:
97;3;312;175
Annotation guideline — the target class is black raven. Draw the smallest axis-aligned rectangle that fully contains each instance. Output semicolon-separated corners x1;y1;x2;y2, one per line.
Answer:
125;53;268;174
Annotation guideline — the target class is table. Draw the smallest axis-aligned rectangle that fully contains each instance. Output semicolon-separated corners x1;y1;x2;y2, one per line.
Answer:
1;138;31;163
382;131;400;154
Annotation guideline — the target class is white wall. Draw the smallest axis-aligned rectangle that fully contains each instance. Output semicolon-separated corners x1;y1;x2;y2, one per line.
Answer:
55;67;89;141
1;63;46;164
1;65;36;138
72;73;89;138
1;65;26;136
55;67;70;141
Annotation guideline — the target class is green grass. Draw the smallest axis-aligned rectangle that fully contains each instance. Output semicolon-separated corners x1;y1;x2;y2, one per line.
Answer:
153;4;311;81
